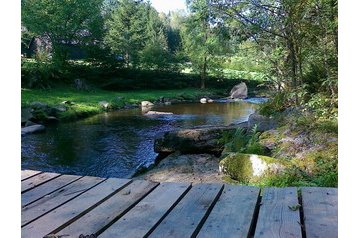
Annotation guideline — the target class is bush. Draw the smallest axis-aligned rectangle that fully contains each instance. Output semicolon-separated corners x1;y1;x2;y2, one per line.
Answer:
258;92;288;116
223;125;267;155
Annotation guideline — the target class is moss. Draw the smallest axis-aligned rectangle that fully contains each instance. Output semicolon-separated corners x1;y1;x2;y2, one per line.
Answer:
220;153;287;184
220;153;253;183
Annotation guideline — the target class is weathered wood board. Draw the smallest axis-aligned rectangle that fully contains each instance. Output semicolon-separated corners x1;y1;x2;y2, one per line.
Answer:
21;178;131;238
148;183;223;238
301;187;338;238
197;185;261;238
54;180;158;237
21;170;42;181
99;182;191;238
21;174;82;207
254;187;302;238
21;172;61;193
22;176;104;226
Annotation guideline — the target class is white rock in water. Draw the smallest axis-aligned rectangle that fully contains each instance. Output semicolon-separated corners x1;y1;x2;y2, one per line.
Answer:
230;82;248;99
21;125;45;135
200;98;207;103
99;101;110;109
141;101;154;107
207;99;214;103
146;111;174;115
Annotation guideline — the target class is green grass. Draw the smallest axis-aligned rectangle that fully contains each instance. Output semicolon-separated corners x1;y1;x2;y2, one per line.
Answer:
21;86;222;121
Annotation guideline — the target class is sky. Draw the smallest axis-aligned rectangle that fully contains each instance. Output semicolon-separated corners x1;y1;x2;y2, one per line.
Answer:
150;0;187;14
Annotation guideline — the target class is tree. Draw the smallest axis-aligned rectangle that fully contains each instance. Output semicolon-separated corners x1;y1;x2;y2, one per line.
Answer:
211;0;337;104
22;0;104;63
139;5;172;70
104;0;148;67
182;0;229;89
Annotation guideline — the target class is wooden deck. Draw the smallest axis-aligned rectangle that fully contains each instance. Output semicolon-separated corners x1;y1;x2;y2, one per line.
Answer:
21;170;338;238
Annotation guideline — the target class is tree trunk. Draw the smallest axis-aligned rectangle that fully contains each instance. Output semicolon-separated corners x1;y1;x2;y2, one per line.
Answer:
201;56;207;89
287;37;299;105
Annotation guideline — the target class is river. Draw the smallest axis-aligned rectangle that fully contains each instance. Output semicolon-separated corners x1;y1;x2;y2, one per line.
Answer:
21;99;264;178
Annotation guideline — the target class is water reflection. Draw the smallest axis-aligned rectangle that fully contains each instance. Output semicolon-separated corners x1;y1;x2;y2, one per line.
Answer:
21;101;257;178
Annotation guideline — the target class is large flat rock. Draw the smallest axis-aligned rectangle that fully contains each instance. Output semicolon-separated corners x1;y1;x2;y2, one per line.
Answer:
154;123;248;154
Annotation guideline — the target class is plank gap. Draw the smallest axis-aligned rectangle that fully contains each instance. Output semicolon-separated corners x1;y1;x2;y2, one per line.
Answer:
47;179;133;235
191;184;224;238
21;170;43;181
248;191;262;238
22;175;84;207
22;173;62;194
95;182;160;236
21;178;108;228
298;189;307;238
143;183;193;238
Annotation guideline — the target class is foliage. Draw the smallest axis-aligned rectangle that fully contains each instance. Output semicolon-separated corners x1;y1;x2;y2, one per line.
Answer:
303;93;338;120
181;0;230;88
258;92;288;116
104;0;148;67
223;125;266;155
22;0;104;63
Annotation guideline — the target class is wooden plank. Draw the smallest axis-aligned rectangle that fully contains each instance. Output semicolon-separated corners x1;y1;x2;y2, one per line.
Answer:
53;180;158;237
197;185;261;238
21;178;131;238
21;170;42;181
148;183;223;238
22;174;83;207
22;176;104;226
99;182;191;238
21;172;61;193
254;187;302;238
301;187;338;238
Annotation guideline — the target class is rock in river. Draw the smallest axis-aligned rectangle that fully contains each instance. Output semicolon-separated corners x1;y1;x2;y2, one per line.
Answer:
154;123;248;154
145;111;174;115
230;82;248;99
141;101;154;107
21;125;45;135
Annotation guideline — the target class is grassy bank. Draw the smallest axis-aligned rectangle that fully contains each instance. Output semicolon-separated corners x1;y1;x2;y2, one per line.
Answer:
21;86;224;121
220;107;338;188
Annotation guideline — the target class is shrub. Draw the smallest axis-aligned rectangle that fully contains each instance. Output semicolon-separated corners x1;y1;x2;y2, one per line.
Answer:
258;92;288;116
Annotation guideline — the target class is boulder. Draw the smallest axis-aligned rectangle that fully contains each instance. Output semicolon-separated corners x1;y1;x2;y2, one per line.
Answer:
21;108;33;124
30;101;48;109
25;120;38;127
154;123;248;154
248;112;277;131
164;101;172;106
200;98;207;104
61;100;75;105
146;111;174;115
21;125;45;135
141;101;154;107
46;116;59;123
74;78;89;91
219;153;286;183
134;152;224;184
53;105;67;113
99;101;110;109
124;102;137;109
207;99;214;103
230;82;248;99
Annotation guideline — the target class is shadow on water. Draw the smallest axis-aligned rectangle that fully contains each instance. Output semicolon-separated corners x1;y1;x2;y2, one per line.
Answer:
21;101;258;178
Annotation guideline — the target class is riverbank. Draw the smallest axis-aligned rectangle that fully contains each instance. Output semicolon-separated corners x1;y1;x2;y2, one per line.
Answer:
21;86;225;123
134;108;338;187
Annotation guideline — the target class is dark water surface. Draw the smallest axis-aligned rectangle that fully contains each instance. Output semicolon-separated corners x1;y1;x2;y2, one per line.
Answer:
21;101;259;178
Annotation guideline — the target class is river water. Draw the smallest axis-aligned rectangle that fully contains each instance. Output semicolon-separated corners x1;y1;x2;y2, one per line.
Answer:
21;100;262;178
